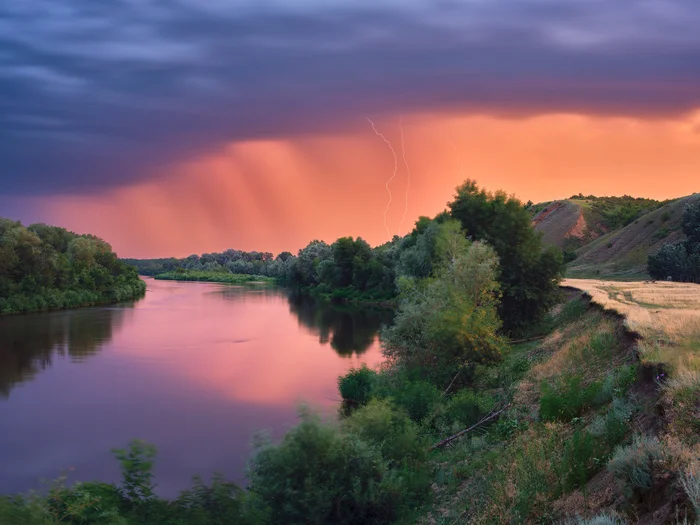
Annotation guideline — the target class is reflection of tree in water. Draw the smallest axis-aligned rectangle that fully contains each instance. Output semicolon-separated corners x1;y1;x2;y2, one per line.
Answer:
286;292;394;357
0;307;129;397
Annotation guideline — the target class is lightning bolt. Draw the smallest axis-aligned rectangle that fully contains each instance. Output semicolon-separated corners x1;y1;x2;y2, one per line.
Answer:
398;116;412;236
367;117;398;241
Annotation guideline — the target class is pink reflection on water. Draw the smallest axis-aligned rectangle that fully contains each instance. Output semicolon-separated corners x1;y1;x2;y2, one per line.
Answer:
114;278;385;409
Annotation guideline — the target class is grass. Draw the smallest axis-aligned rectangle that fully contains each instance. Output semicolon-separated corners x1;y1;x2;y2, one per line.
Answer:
563;278;700;517
566;195;698;279
417;277;700;523
154;270;275;284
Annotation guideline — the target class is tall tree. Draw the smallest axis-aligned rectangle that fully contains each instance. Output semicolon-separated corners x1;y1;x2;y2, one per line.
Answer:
447;180;564;331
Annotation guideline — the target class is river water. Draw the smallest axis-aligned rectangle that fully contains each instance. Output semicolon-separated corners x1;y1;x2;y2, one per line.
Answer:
0;278;390;496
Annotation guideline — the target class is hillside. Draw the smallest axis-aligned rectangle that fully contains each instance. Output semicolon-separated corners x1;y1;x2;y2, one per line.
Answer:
568;195;698;279
531;200;584;248
532;195;666;250
532;194;697;279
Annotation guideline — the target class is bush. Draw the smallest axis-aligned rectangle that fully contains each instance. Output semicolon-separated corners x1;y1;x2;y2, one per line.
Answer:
590;397;635;450
680;461;700;519
342;400;425;465
556;297;589;325
338;366;377;411
540;375;603;422
557;430;597;493
248;409;429;524
391;381;442;423
607;435;666;499
443;389;496;429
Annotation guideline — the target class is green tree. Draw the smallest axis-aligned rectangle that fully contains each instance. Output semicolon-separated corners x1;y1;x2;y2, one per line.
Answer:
447;180;564;331
383;221;506;388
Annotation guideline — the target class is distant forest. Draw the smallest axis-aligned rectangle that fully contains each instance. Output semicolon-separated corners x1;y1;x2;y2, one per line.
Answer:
0;219;146;315
126;180;565;332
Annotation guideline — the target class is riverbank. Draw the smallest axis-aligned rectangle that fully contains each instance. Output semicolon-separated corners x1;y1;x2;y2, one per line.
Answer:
153;270;275;284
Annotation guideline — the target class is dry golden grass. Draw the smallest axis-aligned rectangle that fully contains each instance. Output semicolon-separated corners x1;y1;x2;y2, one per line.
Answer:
564;278;700;443
563;279;700;364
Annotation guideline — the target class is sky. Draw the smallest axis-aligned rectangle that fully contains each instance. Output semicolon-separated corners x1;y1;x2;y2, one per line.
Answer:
2;0;700;258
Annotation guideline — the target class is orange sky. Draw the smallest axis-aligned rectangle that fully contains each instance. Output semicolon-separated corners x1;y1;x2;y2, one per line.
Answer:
39;110;700;258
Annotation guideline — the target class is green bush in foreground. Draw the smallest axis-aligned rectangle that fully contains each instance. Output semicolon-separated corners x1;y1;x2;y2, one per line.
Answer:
248;408;429;524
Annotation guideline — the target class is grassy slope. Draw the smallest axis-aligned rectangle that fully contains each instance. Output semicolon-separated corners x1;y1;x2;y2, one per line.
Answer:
568;195;698;279
532;200;583;248
532;194;698;280
417;284;700;524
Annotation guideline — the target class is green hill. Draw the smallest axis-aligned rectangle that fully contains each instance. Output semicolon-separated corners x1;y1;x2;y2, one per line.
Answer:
531;194;699;279
568;194;699;279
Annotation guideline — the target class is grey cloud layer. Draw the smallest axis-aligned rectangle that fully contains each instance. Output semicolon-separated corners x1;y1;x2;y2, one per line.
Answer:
2;0;700;194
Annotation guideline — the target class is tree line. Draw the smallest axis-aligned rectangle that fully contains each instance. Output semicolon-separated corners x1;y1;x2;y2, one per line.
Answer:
128;179;564;332
0;219;146;315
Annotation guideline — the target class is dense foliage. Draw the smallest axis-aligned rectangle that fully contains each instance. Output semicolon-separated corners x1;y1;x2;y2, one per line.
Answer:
0;218;145;315
648;198;700;283
123;249;294;279
568;194;666;231
154;270;274;284
289;237;397;301
448;180;564;330
126;180;563;327
125;238;396;302
383;220;507;388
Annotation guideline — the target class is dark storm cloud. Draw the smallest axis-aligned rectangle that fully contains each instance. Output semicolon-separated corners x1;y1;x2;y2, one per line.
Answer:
2;0;700;195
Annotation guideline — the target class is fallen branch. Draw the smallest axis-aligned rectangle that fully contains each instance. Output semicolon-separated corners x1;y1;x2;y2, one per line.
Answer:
430;404;510;450
509;335;546;345
442;369;463;397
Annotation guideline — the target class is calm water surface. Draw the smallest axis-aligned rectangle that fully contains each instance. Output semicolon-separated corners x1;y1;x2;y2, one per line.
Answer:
0;278;391;496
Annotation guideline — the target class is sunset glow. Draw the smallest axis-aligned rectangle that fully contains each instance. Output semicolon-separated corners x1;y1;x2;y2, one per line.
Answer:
27;110;700;258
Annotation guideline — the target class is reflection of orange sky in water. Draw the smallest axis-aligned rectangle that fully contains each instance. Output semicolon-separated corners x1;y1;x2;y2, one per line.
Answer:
111;279;384;407
42;110;700;258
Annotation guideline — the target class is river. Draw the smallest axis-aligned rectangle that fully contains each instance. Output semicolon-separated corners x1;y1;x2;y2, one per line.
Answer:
0;277;391;496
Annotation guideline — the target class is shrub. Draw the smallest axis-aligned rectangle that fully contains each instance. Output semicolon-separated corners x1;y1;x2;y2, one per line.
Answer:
342;400;425;465
558;430;598;493
171;474;256;525
556;297;589;325
590;397;635;450
680;461;700;518
248;409;429;524
607;435;666;499
443;390;496;429
391;381;442;423
338;366;377;410
112;440;157;509
46;481;123;524
540;375;603;422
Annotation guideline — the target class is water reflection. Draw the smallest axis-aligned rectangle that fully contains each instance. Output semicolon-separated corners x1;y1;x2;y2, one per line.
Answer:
286;292;393;357
215;285;393;356
0;279;389;496
0;306;131;397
